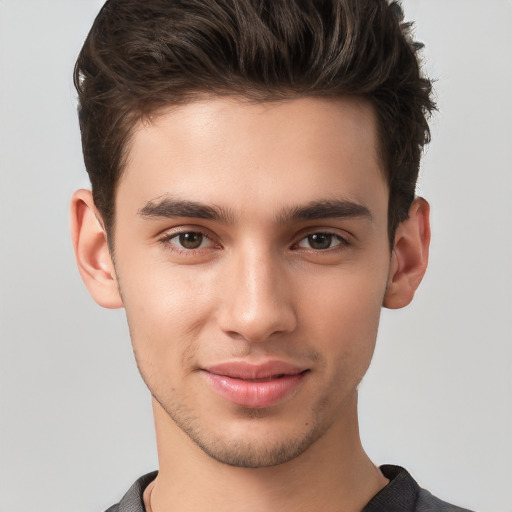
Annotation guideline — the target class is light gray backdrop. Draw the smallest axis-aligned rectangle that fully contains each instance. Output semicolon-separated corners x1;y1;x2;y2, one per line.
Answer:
0;1;511;511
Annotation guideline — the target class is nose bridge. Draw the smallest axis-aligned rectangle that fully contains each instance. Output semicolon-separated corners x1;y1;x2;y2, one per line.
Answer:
218;241;296;342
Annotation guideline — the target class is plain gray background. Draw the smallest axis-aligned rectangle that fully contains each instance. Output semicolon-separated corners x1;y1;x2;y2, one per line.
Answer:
1;1;511;511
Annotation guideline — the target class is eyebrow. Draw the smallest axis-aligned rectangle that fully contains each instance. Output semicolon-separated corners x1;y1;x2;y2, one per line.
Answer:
138;197;235;224
275;199;373;224
138;196;372;224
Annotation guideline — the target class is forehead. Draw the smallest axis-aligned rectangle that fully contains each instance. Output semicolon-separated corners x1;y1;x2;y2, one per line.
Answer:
117;96;387;223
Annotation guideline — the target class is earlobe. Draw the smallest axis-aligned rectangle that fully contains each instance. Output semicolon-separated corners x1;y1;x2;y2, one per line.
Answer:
70;189;124;309
383;198;431;310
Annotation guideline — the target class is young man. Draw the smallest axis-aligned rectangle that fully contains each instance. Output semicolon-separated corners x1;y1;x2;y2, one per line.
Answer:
70;0;473;510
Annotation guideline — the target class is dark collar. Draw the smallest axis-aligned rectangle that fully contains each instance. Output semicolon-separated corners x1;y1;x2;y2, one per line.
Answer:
363;465;420;512
111;465;419;512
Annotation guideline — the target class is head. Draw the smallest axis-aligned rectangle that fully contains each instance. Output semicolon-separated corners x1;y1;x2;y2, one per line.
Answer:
71;0;433;470
74;0;434;247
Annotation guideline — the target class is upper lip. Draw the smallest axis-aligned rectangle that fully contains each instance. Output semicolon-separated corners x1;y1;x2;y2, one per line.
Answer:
203;360;307;380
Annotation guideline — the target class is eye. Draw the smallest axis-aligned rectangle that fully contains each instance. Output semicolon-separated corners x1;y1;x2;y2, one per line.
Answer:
296;232;348;250
165;231;214;250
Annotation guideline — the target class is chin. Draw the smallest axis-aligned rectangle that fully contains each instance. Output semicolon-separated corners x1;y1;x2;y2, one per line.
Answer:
191;411;337;469
189;428;325;468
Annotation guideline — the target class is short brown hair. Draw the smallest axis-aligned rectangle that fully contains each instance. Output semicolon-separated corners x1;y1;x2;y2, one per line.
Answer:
74;0;435;244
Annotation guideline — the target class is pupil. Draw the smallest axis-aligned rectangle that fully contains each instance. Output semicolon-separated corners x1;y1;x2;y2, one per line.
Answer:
179;232;203;249
308;233;332;250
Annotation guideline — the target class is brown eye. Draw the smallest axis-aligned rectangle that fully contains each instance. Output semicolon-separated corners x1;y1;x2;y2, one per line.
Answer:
178;232;205;249
161;229;218;256
307;233;333;250
297;232;348;250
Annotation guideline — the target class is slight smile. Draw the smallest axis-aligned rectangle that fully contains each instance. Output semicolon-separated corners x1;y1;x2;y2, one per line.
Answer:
202;361;310;409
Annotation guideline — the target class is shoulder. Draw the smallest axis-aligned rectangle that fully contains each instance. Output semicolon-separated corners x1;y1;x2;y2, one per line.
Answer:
416;488;476;512
364;465;476;512
103;471;158;512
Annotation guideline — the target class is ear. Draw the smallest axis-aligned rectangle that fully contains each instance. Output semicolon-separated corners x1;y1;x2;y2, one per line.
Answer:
70;189;123;309
383;197;431;309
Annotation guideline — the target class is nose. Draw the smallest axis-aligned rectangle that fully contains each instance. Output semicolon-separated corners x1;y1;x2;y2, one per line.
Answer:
216;246;297;343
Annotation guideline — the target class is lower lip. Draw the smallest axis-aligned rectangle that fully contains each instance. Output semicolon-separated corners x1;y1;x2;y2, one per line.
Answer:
204;371;307;408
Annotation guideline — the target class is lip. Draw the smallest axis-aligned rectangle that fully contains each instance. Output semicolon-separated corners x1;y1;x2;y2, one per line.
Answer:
202;361;309;409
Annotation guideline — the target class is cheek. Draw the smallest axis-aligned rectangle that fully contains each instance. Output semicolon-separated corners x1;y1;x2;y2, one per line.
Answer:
118;260;216;373
323;297;380;374
298;263;388;371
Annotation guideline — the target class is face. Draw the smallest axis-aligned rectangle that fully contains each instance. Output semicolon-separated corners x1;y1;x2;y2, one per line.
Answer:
112;96;391;467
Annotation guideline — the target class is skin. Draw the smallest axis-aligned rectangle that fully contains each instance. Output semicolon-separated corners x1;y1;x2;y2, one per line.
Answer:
71;96;430;512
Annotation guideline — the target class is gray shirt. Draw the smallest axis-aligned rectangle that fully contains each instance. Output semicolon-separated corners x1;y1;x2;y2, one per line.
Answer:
105;465;475;512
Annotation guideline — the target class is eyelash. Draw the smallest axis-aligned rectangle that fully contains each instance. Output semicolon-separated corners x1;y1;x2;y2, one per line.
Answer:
293;232;351;251
158;229;351;255
159;230;218;255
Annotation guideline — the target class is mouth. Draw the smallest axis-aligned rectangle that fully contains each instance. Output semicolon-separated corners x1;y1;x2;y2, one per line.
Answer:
202;361;310;409
243;374;289;382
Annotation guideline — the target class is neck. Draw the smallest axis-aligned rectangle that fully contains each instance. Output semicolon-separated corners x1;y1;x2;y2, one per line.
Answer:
148;394;387;512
